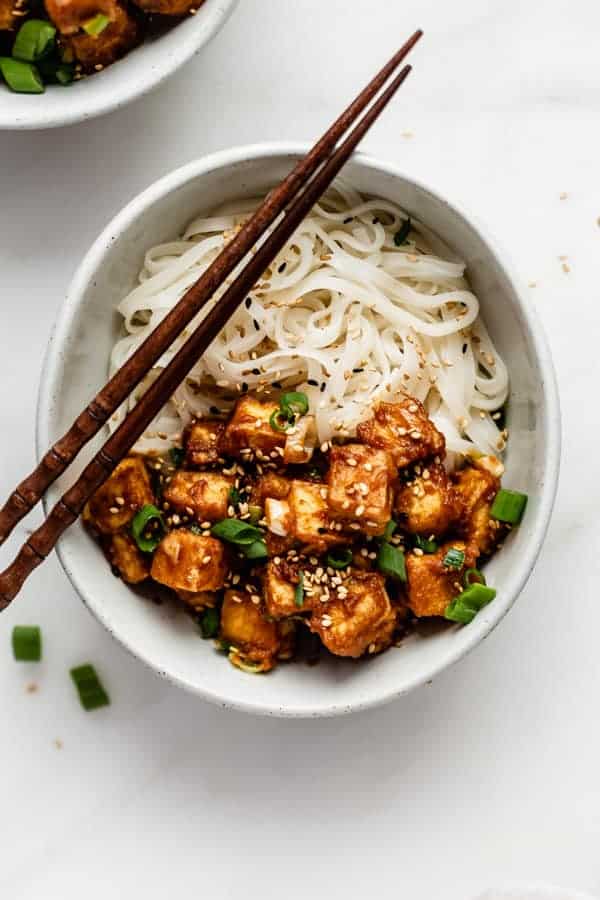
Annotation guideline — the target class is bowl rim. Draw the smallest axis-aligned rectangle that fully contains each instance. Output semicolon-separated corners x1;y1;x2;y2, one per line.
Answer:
0;0;239;131
36;141;562;717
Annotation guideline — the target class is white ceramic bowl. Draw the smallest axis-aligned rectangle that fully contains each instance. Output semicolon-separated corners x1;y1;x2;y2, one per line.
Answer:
37;143;561;717
0;0;238;130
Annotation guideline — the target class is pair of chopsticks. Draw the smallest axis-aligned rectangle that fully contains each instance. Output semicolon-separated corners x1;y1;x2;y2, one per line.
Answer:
0;29;422;607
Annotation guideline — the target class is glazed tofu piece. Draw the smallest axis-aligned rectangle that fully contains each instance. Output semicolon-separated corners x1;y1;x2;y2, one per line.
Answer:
288;480;343;551
405;540;473;618
0;0;18;31
60;1;142;70
151;532;227;593
309;573;396;658
453;462;501;557
220;589;281;672
250;472;291;506
163;470;234;522
45;0;116;33
83;457;154;535
220;395;286;458
283;415;317;465
177;590;218;611
395;462;459;537
184;418;225;468
357;397;445;469
263;560;308;619
107;533;149;584
326;444;394;535
130;0;201;14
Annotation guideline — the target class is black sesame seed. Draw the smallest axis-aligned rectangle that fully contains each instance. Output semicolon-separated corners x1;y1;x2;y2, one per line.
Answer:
320;382;326;393
462;343;468;354
343;217;353;224
372;217;380;225
209;406;221;415
278;262;287;273
307;379;318;386
253;319;260;331
272;380;283;389
241;382;248;393
245;297;252;309
251;368;260;375
352;367;364;373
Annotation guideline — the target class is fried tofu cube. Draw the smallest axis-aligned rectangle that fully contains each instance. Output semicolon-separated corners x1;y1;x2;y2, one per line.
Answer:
357;397;445;469
288;480;342;551
395;462;459;537
177;590;218;611
220;395;286;458
0;0;17;30
405;540;472;617
453;464;501;557
163;470;233;522
250;472;291;504
184;418;225;468
107;533;150;584
83;457;154;535
151;532;227;593
220;590;281;672
326;444;394;535
310;573;396;658
263;560;309;619
61;1;142;70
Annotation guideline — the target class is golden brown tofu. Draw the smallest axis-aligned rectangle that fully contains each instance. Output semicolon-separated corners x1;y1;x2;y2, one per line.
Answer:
326;444;394;535
60;1;142;70
405;540;474;618
263;560;309;619
395;462;460;537
151;532;227;593
0;0;18;31
83;457;154;535
310;573;396;658
177;590;217;611
220;395;286;458
250;472;291;506
107;533;149;584
163;470;233;522
220;589;281;673
453;463;501;557
130;0;201;14
183;418;225;468
357;397;445;469
288;480;343;551
45;0;115;33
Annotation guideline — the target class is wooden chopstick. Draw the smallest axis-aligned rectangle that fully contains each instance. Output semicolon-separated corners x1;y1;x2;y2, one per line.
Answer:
0;29;422;549
0;55;418;606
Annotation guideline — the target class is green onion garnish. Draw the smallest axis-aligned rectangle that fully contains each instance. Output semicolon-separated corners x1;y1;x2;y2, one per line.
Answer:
393;217;411;246
491;489;528;525
280;391;309;417
0;57;44;93
377;542;407;582
269;408;295;433
12;625;42;661
382;520;397;542
294;571;305;607
82;12;111;35
464;567;486;588
243;539;269;561
211;518;263;546
444;583;497;624
131;504;165;553
443;547;465;569
247;505;262;524
54;63;74;85
199;607;219;639
228;487;241;506
70;664;110;711
326;547;353;570
12;19;56;62
169;447;185;468
415;535;438;554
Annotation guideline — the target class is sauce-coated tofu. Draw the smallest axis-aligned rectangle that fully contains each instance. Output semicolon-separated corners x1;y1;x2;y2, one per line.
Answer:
288;480;342;551
107;533;149;584
220;395;286;458
183;418;225;468
0;0;17;30
177;590;218;611
250;472;291;506
151;532;227;593
60;1;142;69
327;444;394;535
395;462;459;536
405;540;473;618
357;398;445;469
453;463;500;557
84;457;154;535
263;560;307;619
310;573;396;658
163;470;233;522
220;590;281;672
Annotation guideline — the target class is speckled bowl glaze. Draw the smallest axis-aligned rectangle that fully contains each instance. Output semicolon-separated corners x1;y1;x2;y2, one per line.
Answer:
37;143;561;717
0;0;238;130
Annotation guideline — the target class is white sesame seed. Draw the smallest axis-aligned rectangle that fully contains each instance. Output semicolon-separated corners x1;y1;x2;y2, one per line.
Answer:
347;458;357;467
202;555;212;564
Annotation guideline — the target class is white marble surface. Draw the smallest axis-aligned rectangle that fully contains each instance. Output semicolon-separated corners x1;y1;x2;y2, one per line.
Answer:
0;1;597;897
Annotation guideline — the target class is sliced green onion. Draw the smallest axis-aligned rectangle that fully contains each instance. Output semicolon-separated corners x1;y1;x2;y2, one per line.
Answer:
243;539;269;561
280;391;309;417
326;547;353;570
377;542;407;582
269;408;295;433
444;583;497;624
169;447;185;468
247;505;262;524
131;504;165;553
70;664;110;711
217;639;231;653
12;19;56;62
211;518;263;546
54;62;74;85
12;625;42;662
443;547;465;569
415;535;438;554
294;571;305;607
0;57;44;93
199;607;219;639
382;520;397;542
393;217;411;246
491;489;528;525
82;12;111;35
464;567;486;588
228;487;241;506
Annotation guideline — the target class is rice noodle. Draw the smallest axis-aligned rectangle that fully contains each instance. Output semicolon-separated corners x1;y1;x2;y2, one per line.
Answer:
108;182;509;458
